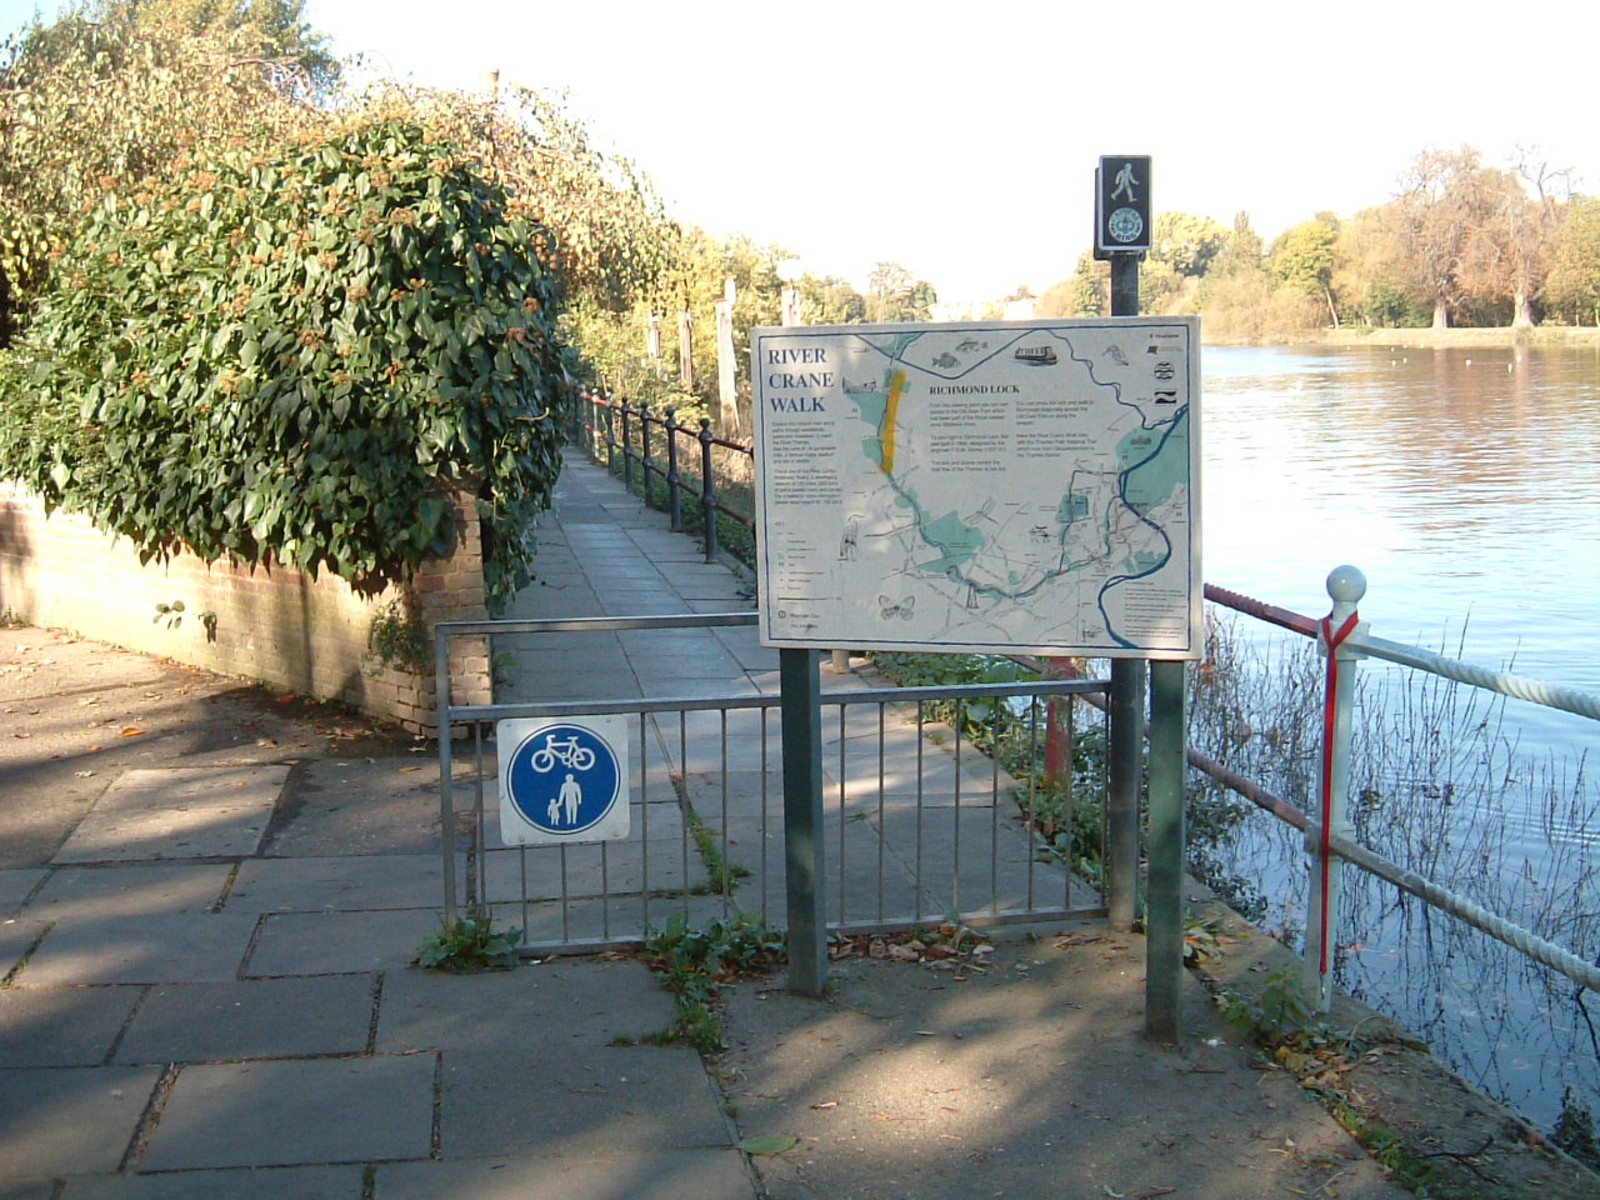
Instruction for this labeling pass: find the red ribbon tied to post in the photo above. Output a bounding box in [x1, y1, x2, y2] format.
[1317, 609, 1361, 977]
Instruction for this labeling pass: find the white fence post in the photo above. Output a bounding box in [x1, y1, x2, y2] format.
[1306, 564, 1367, 1011]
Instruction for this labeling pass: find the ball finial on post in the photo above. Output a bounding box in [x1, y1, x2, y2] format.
[1326, 565, 1367, 607]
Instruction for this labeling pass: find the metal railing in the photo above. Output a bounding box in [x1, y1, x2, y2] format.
[1204, 569, 1600, 1001]
[435, 613, 1114, 955]
[569, 390, 756, 564]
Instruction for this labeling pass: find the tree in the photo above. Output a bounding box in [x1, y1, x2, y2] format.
[1042, 252, 1110, 317]
[1330, 206, 1427, 327]
[1208, 212, 1267, 279]
[1456, 155, 1571, 327]
[1544, 195, 1600, 325]
[0, 119, 569, 607]
[1391, 146, 1505, 329]
[866, 261, 936, 322]
[798, 274, 866, 325]
[1149, 212, 1231, 278]
[1270, 215, 1340, 326]
[0, 1, 323, 342]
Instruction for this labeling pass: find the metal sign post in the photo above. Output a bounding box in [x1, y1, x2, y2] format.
[1098, 153, 1188, 1044]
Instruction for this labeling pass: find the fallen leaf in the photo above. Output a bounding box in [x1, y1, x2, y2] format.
[736, 1134, 799, 1156]
[809, 1101, 837, 1110]
[74, 771, 96, 778]
[120, 727, 145, 737]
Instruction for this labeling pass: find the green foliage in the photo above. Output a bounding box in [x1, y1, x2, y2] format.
[415, 906, 523, 971]
[0, 118, 569, 607]
[0, 1, 324, 343]
[367, 595, 429, 674]
[1552, 1086, 1600, 1170]
[1218, 968, 1342, 1050]
[1270, 217, 1339, 299]
[865, 260, 937, 323]
[1150, 211, 1232, 278]
[797, 273, 867, 324]
[869, 652, 1109, 877]
[641, 912, 785, 1052]
[1545, 196, 1600, 326]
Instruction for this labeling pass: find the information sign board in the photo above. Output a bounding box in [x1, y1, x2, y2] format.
[750, 317, 1201, 659]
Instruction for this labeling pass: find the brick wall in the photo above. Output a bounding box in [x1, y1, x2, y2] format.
[0, 483, 490, 734]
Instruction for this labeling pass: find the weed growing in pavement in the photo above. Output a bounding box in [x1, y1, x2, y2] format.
[1213, 970, 1465, 1192]
[670, 776, 752, 897]
[640, 912, 785, 1053]
[414, 907, 522, 972]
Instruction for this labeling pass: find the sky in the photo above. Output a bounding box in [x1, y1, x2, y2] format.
[5, 0, 1595, 306]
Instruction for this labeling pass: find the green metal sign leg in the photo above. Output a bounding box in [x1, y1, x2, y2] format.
[1145, 659, 1187, 1043]
[780, 647, 828, 996]
[1107, 660, 1146, 932]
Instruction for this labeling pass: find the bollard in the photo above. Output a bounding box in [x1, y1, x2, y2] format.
[698, 419, 719, 564]
[664, 407, 683, 530]
[1306, 564, 1366, 1011]
[600, 392, 617, 474]
[620, 399, 634, 493]
[639, 403, 653, 503]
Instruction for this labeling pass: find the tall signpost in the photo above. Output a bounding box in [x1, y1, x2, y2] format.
[1096, 157, 1153, 949]
[1096, 154, 1186, 1043]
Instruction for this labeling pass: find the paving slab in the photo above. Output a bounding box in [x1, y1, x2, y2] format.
[17, 913, 258, 985]
[0, 1065, 162, 1176]
[24, 863, 232, 919]
[114, 975, 376, 1063]
[377, 957, 677, 1054]
[61, 1164, 365, 1199]
[137, 1054, 436, 1171]
[53, 767, 288, 864]
[225, 855, 443, 913]
[439, 1041, 730, 1158]
[719, 933, 1413, 1200]
[374, 1150, 755, 1200]
[0, 985, 142, 1067]
[0, 870, 46, 915]
[262, 758, 441, 858]
[0, 1182, 56, 1200]
[244, 910, 430, 977]
[0, 917, 47, 980]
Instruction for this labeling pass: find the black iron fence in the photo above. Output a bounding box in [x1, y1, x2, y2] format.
[569, 390, 756, 565]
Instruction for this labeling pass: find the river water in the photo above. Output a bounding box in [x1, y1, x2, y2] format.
[1197, 343, 1600, 1134]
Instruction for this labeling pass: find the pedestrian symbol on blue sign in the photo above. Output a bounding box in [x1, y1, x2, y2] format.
[498, 717, 630, 845]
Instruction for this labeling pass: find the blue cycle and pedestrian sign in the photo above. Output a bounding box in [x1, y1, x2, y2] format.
[497, 717, 630, 845]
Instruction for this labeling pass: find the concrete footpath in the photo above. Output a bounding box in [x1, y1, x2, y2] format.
[1, 456, 1590, 1199]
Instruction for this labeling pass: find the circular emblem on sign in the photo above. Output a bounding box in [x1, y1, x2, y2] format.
[505, 722, 622, 837]
[1108, 206, 1144, 244]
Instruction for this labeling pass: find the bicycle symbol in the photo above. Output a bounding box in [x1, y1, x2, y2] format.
[529, 733, 596, 773]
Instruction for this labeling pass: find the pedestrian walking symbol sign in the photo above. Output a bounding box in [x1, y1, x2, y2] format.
[498, 717, 630, 845]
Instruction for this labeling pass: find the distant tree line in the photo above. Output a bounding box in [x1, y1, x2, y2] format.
[1039, 147, 1600, 335]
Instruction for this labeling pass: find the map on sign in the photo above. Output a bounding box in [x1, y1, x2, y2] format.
[751, 317, 1201, 658]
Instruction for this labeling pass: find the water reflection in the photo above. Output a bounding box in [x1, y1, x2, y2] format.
[1198, 345, 1600, 1137]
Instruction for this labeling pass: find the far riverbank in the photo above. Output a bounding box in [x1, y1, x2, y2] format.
[1205, 325, 1600, 349]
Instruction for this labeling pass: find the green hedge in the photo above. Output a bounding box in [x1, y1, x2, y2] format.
[0, 117, 570, 608]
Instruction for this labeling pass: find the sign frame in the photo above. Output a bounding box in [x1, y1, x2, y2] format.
[1095, 155, 1153, 257]
[750, 315, 1202, 661]
[497, 715, 630, 846]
